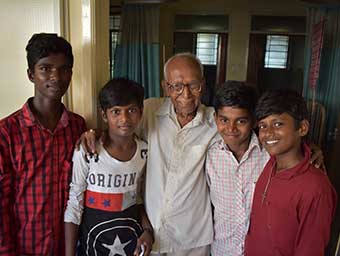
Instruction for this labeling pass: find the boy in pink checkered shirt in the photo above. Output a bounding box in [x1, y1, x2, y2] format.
[206, 81, 268, 256]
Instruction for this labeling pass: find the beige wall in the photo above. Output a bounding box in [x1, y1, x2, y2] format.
[160, 0, 306, 81]
[0, 0, 61, 118]
[68, 0, 109, 128]
[0, 0, 109, 128]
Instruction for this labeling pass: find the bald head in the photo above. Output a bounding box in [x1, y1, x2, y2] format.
[164, 52, 203, 81]
[162, 53, 205, 124]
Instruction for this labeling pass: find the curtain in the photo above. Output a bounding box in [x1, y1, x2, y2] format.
[303, 7, 340, 256]
[302, 6, 340, 144]
[114, 4, 160, 98]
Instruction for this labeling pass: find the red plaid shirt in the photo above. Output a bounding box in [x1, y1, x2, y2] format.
[0, 99, 86, 256]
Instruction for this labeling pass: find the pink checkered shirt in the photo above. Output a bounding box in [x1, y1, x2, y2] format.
[206, 132, 269, 256]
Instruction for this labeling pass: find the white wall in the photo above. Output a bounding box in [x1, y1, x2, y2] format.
[0, 0, 60, 118]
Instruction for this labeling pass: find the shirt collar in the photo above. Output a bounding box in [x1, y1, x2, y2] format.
[218, 131, 262, 152]
[248, 132, 263, 151]
[155, 97, 215, 128]
[20, 97, 70, 130]
[214, 131, 264, 164]
[272, 143, 312, 180]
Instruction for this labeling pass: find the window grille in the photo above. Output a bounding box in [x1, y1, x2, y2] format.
[196, 33, 218, 65]
[110, 15, 121, 78]
[264, 35, 289, 69]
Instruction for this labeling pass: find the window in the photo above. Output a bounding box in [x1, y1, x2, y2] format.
[196, 33, 219, 65]
[264, 35, 289, 69]
[110, 14, 121, 78]
[110, 14, 120, 30]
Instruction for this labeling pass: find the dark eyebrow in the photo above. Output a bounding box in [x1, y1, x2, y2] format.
[37, 63, 72, 69]
[37, 63, 52, 67]
[218, 114, 250, 120]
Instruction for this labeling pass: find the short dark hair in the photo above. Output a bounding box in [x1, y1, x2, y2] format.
[26, 33, 74, 71]
[256, 89, 308, 127]
[99, 78, 144, 111]
[214, 81, 258, 115]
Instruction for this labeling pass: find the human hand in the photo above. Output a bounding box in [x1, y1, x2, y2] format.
[310, 143, 326, 171]
[75, 129, 104, 156]
[133, 229, 154, 256]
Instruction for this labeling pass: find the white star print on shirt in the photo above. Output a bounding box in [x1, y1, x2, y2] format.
[102, 235, 131, 256]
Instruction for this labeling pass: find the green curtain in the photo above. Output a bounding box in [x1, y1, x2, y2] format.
[303, 6, 340, 143]
[114, 4, 160, 98]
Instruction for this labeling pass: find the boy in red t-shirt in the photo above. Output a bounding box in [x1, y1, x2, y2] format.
[245, 89, 337, 256]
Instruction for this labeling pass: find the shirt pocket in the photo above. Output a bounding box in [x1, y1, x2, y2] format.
[268, 200, 297, 255]
[188, 144, 207, 157]
[177, 144, 207, 179]
[186, 144, 206, 165]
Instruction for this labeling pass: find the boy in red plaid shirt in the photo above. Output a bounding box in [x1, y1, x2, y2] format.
[0, 33, 86, 255]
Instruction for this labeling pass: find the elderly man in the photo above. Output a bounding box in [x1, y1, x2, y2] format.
[139, 53, 217, 256]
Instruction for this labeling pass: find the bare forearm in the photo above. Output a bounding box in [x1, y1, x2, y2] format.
[139, 205, 154, 243]
[134, 205, 154, 256]
[139, 205, 152, 230]
[65, 222, 79, 256]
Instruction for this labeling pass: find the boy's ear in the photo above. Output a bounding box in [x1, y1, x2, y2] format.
[27, 69, 34, 82]
[298, 119, 309, 137]
[101, 110, 108, 123]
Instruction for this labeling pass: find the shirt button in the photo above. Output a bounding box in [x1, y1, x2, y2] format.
[267, 224, 271, 229]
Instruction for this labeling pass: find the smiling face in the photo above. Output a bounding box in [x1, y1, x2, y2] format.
[102, 103, 142, 139]
[258, 113, 309, 161]
[163, 56, 204, 116]
[28, 53, 72, 101]
[215, 106, 255, 154]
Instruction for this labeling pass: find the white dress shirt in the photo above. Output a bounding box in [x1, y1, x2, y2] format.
[139, 98, 217, 253]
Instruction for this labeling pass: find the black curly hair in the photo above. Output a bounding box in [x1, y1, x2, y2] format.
[214, 81, 258, 116]
[99, 78, 144, 111]
[26, 33, 73, 71]
[256, 89, 308, 128]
